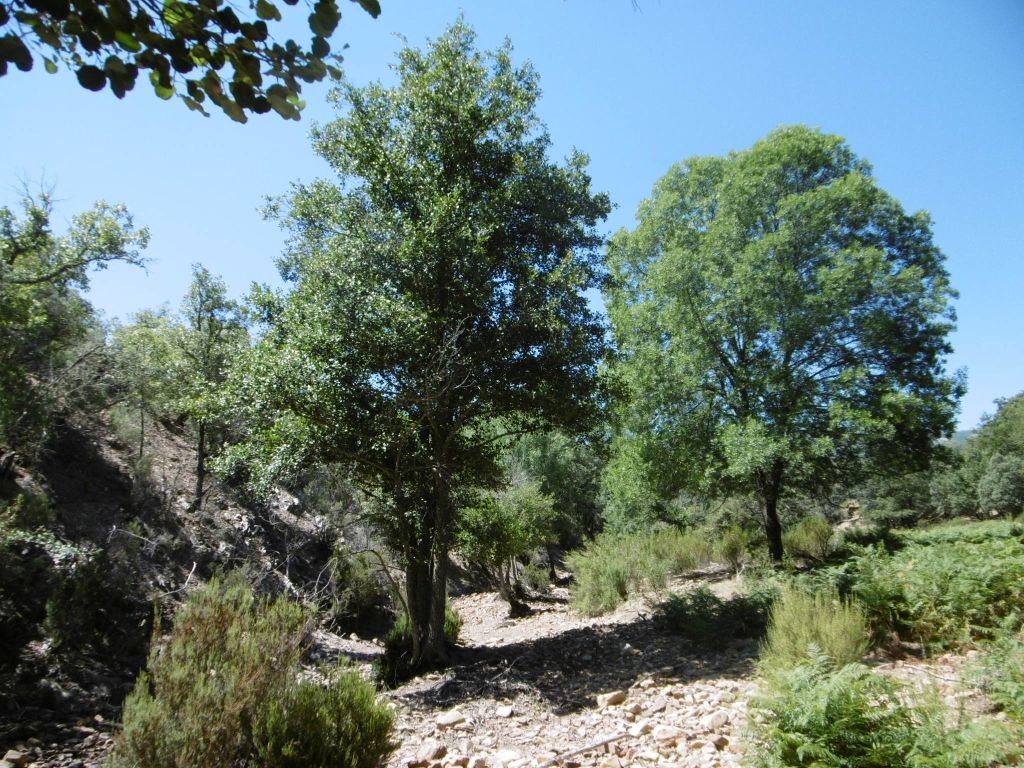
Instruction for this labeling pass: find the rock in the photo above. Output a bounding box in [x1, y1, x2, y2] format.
[596, 690, 627, 708]
[444, 754, 469, 767]
[491, 748, 521, 767]
[598, 757, 622, 768]
[437, 710, 468, 730]
[467, 757, 488, 768]
[417, 740, 448, 763]
[701, 710, 730, 730]
[711, 734, 729, 750]
[625, 702, 644, 716]
[647, 696, 668, 714]
[628, 719, 652, 737]
[652, 725, 682, 743]
[495, 705, 514, 718]
[3, 752, 29, 768]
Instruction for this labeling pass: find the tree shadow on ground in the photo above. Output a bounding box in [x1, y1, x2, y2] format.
[395, 611, 759, 716]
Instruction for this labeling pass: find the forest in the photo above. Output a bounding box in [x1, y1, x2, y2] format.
[2, 10, 1023, 768]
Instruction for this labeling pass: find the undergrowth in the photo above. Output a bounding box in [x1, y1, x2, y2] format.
[759, 585, 869, 670]
[568, 528, 714, 616]
[658, 583, 777, 647]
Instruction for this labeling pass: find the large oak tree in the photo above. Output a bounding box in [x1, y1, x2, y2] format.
[605, 126, 962, 561]
[225, 22, 609, 668]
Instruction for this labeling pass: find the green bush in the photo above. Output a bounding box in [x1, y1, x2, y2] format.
[521, 562, 552, 592]
[253, 668, 395, 768]
[107, 574, 394, 768]
[977, 453, 1024, 516]
[748, 656, 1021, 768]
[324, 547, 387, 630]
[759, 586, 868, 670]
[658, 583, 777, 647]
[716, 525, 753, 573]
[783, 515, 834, 561]
[567, 528, 714, 616]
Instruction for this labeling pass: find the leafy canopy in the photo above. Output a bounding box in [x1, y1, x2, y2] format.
[224, 21, 609, 664]
[605, 126, 962, 552]
[0, 0, 380, 121]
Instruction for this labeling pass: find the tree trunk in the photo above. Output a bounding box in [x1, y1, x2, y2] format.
[194, 420, 206, 506]
[757, 464, 785, 564]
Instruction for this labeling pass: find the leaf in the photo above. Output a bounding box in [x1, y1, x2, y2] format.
[0, 34, 33, 72]
[311, 36, 330, 58]
[352, 0, 380, 17]
[255, 0, 281, 21]
[76, 64, 107, 91]
[44, 57, 58, 74]
[308, 0, 340, 37]
[114, 30, 141, 52]
[149, 70, 174, 99]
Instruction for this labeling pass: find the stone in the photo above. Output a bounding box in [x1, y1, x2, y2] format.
[628, 719, 652, 737]
[647, 696, 668, 714]
[495, 705, 514, 718]
[437, 710, 467, 730]
[652, 725, 682, 743]
[711, 734, 730, 750]
[417, 740, 448, 763]
[491, 748, 521, 767]
[625, 702, 644, 716]
[701, 711, 730, 730]
[2, 753, 28, 768]
[467, 757, 488, 768]
[596, 690, 627, 708]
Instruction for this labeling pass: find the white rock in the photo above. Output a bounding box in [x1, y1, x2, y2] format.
[495, 705, 514, 718]
[437, 709, 467, 729]
[701, 711, 730, 730]
[597, 690, 627, 708]
[652, 725, 683, 743]
[416, 740, 448, 763]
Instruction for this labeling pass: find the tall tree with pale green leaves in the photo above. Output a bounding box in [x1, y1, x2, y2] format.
[177, 265, 247, 506]
[605, 126, 962, 562]
[222, 22, 609, 669]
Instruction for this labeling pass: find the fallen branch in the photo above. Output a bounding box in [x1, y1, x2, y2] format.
[536, 733, 627, 768]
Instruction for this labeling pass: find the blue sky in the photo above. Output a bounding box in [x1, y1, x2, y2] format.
[2, 0, 1022, 429]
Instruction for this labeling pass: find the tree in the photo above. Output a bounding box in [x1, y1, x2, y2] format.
[1, 190, 148, 453]
[605, 126, 962, 562]
[977, 454, 1024, 516]
[455, 480, 557, 616]
[176, 264, 247, 505]
[0, 0, 380, 121]
[221, 22, 609, 669]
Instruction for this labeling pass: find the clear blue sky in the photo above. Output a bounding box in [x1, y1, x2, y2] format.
[2, 0, 1022, 429]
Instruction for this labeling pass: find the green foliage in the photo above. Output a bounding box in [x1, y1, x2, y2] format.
[815, 521, 1024, 649]
[971, 625, 1024, 721]
[605, 125, 962, 561]
[456, 480, 558, 611]
[748, 656, 1020, 768]
[0, 0, 380, 121]
[520, 562, 552, 592]
[567, 528, 713, 616]
[782, 516, 835, 561]
[759, 586, 869, 670]
[658, 584, 777, 647]
[508, 431, 603, 547]
[974, 392, 1024, 459]
[108, 574, 394, 768]
[322, 547, 387, 630]
[0, 192, 147, 452]
[717, 524, 754, 573]
[252, 668, 395, 768]
[977, 453, 1024, 516]
[228, 21, 610, 668]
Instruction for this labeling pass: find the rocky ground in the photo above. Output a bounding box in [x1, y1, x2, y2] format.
[0, 575, 994, 768]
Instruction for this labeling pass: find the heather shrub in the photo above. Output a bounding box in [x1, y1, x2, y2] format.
[760, 585, 868, 670]
[107, 574, 394, 768]
[568, 528, 714, 616]
[253, 668, 395, 768]
[783, 515, 834, 561]
[716, 525, 753, 573]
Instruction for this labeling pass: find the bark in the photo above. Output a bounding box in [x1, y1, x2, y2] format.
[194, 420, 207, 506]
[757, 463, 785, 564]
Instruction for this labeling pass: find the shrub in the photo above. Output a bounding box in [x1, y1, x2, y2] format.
[323, 547, 387, 631]
[374, 605, 462, 688]
[658, 583, 777, 647]
[107, 574, 394, 768]
[567, 528, 714, 616]
[456, 481, 558, 613]
[716, 525, 753, 573]
[521, 562, 551, 592]
[783, 515, 834, 561]
[748, 656, 1021, 768]
[253, 668, 395, 768]
[977, 453, 1024, 516]
[759, 585, 869, 670]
